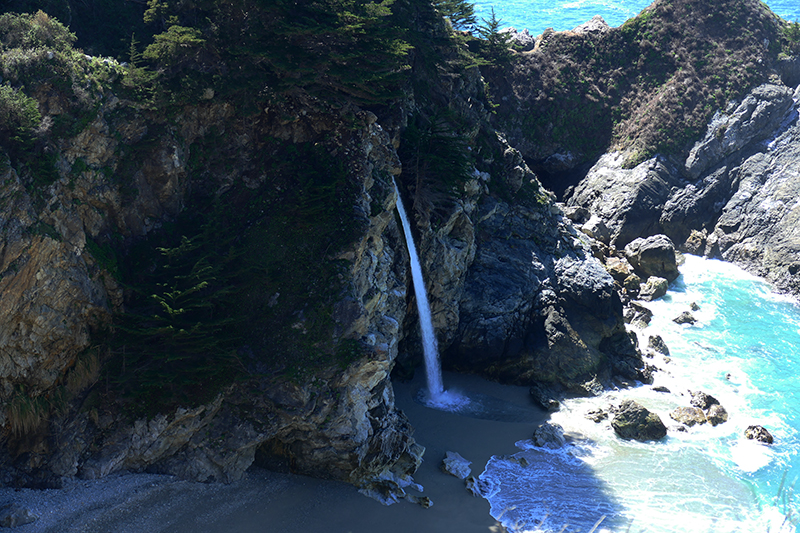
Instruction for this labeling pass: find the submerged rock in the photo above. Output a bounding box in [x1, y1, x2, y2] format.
[611, 400, 667, 441]
[441, 451, 472, 480]
[745, 425, 774, 444]
[585, 408, 608, 423]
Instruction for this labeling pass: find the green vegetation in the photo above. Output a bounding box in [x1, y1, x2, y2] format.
[782, 20, 800, 56]
[485, 0, 788, 170]
[399, 112, 474, 223]
[98, 138, 366, 417]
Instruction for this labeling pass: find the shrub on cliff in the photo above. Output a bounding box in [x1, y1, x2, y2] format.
[486, 0, 790, 172]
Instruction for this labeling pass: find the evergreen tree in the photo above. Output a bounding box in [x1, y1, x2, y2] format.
[475, 7, 514, 63]
[434, 0, 477, 32]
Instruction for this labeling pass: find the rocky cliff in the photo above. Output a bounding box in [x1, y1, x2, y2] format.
[567, 81, 800, 295]
[1, 0, 798, 501]
[0, 6, 642, 497]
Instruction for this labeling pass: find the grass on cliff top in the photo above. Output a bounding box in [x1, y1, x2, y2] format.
[489, 0, 793, 169]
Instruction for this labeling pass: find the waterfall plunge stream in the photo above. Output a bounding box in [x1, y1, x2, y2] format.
[394, 180, 444, 400]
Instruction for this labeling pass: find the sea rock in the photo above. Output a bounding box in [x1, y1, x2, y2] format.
[611, 400, 667, 441]
[669, 406, 707, 427]
[652, 386, 671, 393]
[624, 235, 680, 282]
[532, 422, 566, 449]
[441, 451, 472, 479]
[639, 277, 668, 301]
[585, 408, 608, 422]
[648, 335, 670, 356]
[706, 404, 729, 426]
[688, 391, 719, 410]
[0, 503, 37, 528]
[625, 302, 653, 327]
[406, 495, 433, 508]
[673, 311, 697, 325]
[448, 190, 637, 389]
[624, 274, 643, 294]
[745, 425, 774, 444]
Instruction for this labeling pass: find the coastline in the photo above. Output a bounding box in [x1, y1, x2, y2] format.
[0, 371, 545, 533]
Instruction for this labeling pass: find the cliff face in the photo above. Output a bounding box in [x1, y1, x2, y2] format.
[4, 0, 797, 497]
[567, 82, 800, 295]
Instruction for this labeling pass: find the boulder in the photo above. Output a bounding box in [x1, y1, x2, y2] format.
[639, 277, 668, 301]
[706, 404, 728, 426]
[581, 215, 611, 244]
[745, 425, 774, 444]
[441, 451, 472, 479]
[611, 400, 667, 441]
[624, 274, 643, 294]
[669, 406, 707, 427]
[648, 335, 670, 356]
[689, 390, 720, 410]
[532, 422, 566, 449]
[606, 256, 635, 283]
[0, 503, 37, 528]
[652, 386, 671, 393]
[625, 302, 653, 327]
[673, 311, 697, 325]
[624, 235, 680, 282]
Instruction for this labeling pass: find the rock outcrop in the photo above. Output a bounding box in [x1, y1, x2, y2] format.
[745, 425, 774, 444]
[566, 82, 800, 297]
[611, 400, 667, 441]
[624, 235, 679, 282]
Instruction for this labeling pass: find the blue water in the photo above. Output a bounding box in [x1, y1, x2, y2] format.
[480, 256, 800, 532]
[473, 0, 800, 35]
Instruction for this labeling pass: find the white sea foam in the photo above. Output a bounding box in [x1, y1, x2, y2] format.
[480, 255, 800, 533]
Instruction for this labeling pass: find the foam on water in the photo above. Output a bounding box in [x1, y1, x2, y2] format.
[480, 256, 800, 532]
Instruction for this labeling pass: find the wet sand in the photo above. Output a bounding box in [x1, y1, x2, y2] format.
[0, 371, 547, 533]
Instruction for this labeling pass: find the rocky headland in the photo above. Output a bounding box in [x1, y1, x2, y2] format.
[0, 0, 798, 516]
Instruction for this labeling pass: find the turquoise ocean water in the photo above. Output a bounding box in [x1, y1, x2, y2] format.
[473, 0, 800, 35]
[479, 256, 800, 532]
[465, 2, 800, 530]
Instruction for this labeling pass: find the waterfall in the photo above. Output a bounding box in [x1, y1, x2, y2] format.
[393, 179, 444, 400]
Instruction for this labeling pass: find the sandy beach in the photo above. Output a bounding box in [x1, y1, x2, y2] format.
[0, 371, 547, 533]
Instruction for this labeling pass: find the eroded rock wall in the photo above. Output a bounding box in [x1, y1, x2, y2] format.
[566, 82, 800, 295]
